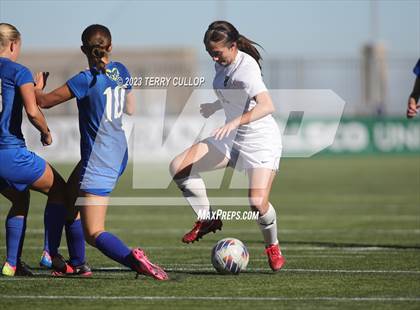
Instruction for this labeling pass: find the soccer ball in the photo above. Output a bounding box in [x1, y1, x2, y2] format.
[211, 238, 249, 274]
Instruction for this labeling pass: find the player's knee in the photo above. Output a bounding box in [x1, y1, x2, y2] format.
[170, 160, 190, 180]
[84, 233, 97, 247]
[248, 191, 269, 213]
[83, 228, 104, 247]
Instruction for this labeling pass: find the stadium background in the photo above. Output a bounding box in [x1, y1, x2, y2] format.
[0, 0, 419, 309]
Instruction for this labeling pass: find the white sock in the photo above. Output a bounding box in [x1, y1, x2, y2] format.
[174, 176, 211, 219]
[257, 203, 279, 248]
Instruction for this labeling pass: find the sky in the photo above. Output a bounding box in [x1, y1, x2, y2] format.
[0, 0, 419, 58]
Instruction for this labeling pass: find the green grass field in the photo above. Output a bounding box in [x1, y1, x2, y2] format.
[0, 156, 419, 309]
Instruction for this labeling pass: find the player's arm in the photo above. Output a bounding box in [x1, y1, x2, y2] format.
[34, 72, 74, 109]
[124, 91, 135, 115]
[213, 91, 274, 140]
[239, 91, 275, 125]
[20, 83, 52, 145]
[35, 84, 74, 109]
[407, 77, 420, 118]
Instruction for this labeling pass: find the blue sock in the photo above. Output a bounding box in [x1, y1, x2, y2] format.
[43, 203, 66, 257]
[65, 219, 85, 266]
[95, 232, 132, 268]
[5, 216, 25, 266]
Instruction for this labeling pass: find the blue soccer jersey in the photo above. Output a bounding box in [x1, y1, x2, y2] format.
[0, 57, 46, 191]
[67, 62, 132, 195]
[413, 59, 420, 77]
[0, 57, 33, 149]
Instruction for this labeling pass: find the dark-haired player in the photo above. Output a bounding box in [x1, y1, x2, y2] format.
[35, 24, 168, 280]
[170, 21, 285, 272]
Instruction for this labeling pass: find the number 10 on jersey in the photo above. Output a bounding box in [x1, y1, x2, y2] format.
[103, 86, 126, 122]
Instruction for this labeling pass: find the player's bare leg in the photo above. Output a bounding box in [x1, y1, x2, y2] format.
[248, 168, 286, 271]
[79, 194, 108, 247]
[79, 194, 167, 280]
[170, 142, 228, 243]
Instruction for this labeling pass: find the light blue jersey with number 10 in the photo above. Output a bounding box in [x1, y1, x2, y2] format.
[67, 62, 132, 196]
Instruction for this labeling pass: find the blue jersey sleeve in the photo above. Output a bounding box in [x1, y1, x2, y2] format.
[413, 59, 420, 77]
[67, 72, 89, 100]
[115, 62, 132, 92]
[15, 66, 33, 87]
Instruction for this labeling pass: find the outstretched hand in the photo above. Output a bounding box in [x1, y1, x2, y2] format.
[407, 97, 420, 118]
[212, 119, 240, 140]
[35, 72, 49, 91]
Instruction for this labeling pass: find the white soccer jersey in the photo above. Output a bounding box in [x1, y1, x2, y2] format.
[207, 50, 282, 170]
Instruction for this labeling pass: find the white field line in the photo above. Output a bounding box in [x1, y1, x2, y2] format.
[15, 266, 417, 275]
[92, 266, 420, 275]
[0, 295, 418, 302]
[1, 245, 419, 253]
[251, 255, 367, 260]
[10, 228, 420, 235]
[1, 245, 419, 252]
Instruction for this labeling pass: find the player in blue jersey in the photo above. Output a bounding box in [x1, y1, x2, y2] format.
[34, 24, 168, 280]
[406, 58, 420, 118]
[0, 23, 73, 276]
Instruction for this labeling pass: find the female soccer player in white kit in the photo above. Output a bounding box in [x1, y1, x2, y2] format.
[170, 21, 285, 271]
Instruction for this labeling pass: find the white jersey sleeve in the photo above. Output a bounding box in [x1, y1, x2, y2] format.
[239, 59, 267, 98]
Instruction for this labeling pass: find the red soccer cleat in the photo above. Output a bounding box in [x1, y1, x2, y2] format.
[51, 254, 92, 277]
[265, 243, 286, 272]
[182, 219, 223, 243]
[130, 248, 168, 281]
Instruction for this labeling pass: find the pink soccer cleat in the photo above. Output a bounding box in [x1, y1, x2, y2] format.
[130, 248, 168, 281]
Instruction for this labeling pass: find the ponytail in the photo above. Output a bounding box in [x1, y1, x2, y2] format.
[81, 24, 112, 73]
[236, 34, 262, 69]
[89, 45, 107, 73]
